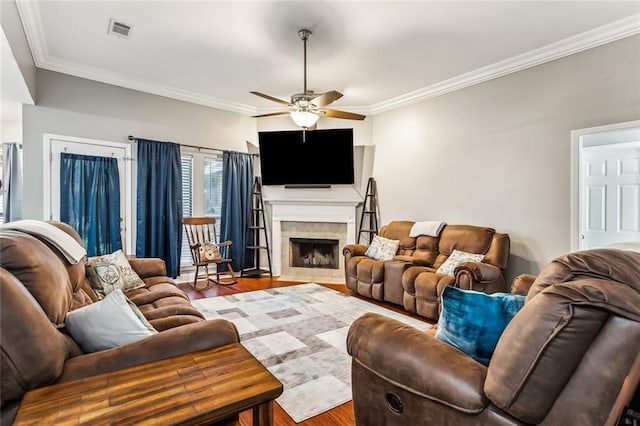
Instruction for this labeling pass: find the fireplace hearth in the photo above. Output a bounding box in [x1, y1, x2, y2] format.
[289, 238, 339, 269]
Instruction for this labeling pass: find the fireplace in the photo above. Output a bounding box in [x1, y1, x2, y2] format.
[266, 195, 361, 283]
[290, 238, 339, 269]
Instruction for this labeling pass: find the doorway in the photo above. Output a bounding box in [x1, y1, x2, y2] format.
[43, 134, 133, 254]
[571, 121, 640, 251]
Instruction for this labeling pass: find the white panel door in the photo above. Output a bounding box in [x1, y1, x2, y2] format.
[581, 144, 640, 249]
[46, 135, 133, 253]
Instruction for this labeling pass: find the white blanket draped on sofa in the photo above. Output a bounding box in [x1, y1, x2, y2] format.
[1, 219, 86, 264]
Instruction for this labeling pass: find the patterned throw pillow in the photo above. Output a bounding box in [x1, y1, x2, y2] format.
[435, 286, 526, 365]
[86, 249, 146, 297]
[365, 235, 400, 261]
[199, 242, 221, 261]
[436, 249, 485, 276]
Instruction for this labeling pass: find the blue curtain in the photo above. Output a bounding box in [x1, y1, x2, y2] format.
[2, 143, 23, 222]
[220, 151, 254, 272]
[60, 153, 122, 256]
[136, 139, 182, 278]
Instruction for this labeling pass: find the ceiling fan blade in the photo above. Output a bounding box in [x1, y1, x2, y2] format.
[322, 109, 366, 121]
[251, 111, 291, 118]
[311, 90, 343, 107]
[250, 91, 292, 106]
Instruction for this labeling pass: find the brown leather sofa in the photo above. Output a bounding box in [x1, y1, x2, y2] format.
[343, 221, 510, 320]
[0, 221, 240, 424]
[347, 248, 640, 425]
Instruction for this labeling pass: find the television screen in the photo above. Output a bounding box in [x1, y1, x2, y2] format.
[258, 128, 355, 186]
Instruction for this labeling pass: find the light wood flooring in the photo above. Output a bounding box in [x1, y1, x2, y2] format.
[177, 274, 432, 426]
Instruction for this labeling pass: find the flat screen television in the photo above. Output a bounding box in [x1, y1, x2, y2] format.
[258, 128, 355, 186]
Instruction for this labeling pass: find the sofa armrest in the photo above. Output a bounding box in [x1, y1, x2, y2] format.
[343, 244, 368, 258]
[127, 257, 168, 279]
[510, 273, 537, 296]
[58, 319, 239, 382]
[455, 262, 505, 292]
[347, 312, 489, 412]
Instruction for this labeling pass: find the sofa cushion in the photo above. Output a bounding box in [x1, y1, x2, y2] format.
[365, 235, 399, 261]
[436, 249, 485, 276]
[86, 250, 146, 297]
[0, 231, 72, 327]
[65, 289, 157, 353]
[438, 225, 494, 257]
[127, 278, 205, 331]
[435, 286, 525, 365]
[379, 221, 416, 253]
[0, 268, 72, 405]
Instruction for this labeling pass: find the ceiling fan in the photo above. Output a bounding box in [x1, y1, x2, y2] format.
[251, 29, 366, 130]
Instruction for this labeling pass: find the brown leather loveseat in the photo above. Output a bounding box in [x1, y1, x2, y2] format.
[343, 221, 510, 320]
[0, 221, 240, 424]
[347, 248, 640, 425]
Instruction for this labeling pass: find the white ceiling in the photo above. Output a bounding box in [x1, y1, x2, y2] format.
[11, 1, 640, 118]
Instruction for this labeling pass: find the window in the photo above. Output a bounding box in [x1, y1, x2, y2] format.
[0, 145, 23, 224]
[180, 155, 194, 266]
[204, 157, 223, 237]
[180, 152, 223, 269]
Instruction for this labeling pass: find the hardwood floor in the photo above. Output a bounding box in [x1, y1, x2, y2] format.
[177, 275, 432, 426]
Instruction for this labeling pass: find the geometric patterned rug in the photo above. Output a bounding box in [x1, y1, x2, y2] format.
[191, 283, 431, 422]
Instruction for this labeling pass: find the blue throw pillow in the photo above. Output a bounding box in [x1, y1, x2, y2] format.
[435, 286, 526, 366]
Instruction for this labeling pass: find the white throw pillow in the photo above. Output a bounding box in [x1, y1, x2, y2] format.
[65, 289, 157, 353]
[86, 249, 146, 297]
[365, 235, 400, 261]
[436, 249, 485, 276]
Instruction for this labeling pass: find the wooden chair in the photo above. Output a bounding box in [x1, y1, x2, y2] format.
[182, 217, 237, 289]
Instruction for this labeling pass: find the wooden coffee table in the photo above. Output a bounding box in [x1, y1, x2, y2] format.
[14, 343, 283, 425]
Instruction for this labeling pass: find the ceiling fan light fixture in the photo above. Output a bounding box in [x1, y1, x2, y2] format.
[250, 29, 366, 124]
[290, 110, 319, 129]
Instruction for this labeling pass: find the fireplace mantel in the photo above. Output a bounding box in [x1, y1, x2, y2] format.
[266, 197, 361, 276]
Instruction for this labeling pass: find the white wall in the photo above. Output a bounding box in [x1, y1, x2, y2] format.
[1, 120, 22, 142]
[23, 69, 256, 220]
[373, 35, 640, 280]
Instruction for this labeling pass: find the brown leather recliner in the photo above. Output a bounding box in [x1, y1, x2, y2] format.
[347, 248, 640, 426]
[343, 221, 510, 320]
[0, 221, 240, 424]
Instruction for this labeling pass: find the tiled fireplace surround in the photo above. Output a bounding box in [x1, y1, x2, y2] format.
[267, 198, 360, 283]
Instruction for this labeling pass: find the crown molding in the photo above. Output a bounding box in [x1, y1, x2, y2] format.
[15, 0, 48, 64]
[16, 0, 640, 117]
[369, 13, 640, 115]
[15, 0, 257, 115]
[38, 56, 257, 115]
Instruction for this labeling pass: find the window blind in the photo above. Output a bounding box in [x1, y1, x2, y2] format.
[180, 155, 193, 266]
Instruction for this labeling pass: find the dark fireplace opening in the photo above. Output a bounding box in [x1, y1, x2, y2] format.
[290, 238, 339, 269]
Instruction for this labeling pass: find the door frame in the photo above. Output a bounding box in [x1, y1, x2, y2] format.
[570, 120, 640, 251]
[43, 133, 134, 254]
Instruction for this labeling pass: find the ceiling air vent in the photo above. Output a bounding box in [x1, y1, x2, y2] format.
[108, 18, 132, 39]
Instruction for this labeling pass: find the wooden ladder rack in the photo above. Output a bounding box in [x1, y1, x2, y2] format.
[241, 177, 273, 277]
[357, 177, 380, 244]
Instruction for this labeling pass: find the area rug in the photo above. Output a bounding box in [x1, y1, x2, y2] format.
[191, 283, 431, 423]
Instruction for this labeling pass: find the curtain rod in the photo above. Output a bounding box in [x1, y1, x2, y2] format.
[127, 135, 258, 156]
